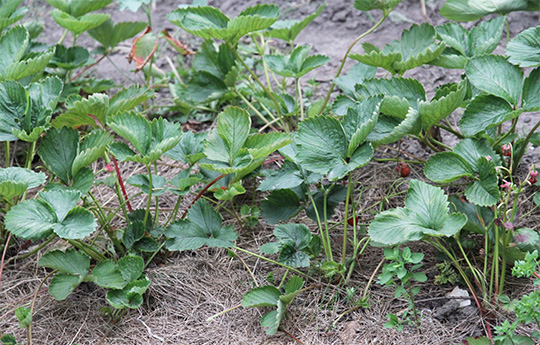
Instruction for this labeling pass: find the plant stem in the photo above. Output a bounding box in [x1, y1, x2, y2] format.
[342, 172, 353, 266]
[235, 89, 278, 129]
[228, 42, 282, 118]
[180, 174, 226, 219]
[436, 124, 464, 139]
[67, 239, 106, 261]
[88, 192, 125, 256]
[111, 155, 133, 213]
[25, 141, 36, 169]
[513, 118, 540, 172]
[206, 304, 242, 322]
[4, 141, 9, 168]
[27, 270, 56, 345]
[233, 246, 311, 280]
[307, 188, 331, 261]
[57, 29, 68, 45]
[296, 78, 304, 121]
[319, 11, 389, 114]
[143, 164, 153, 227]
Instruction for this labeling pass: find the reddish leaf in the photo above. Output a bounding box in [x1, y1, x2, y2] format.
[126, 26, 158, 72]
[161, 30, 195, 55]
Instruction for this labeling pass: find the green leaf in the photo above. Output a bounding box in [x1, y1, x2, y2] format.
[436, 22, 469, 56]
[453, 138, 501, 170]
[368, 108, 419, 146]
[393, 23, 446, 74]
[46, 0, 112, 17]
[465, 55, 523, 106]
[108, 86, 154, 116]
[265, 3, 325, 42]
[369, 180, 467, 246]
[464, 156, 499, 206]
[53, 207, 97, 240]
[260, 189, 302, 224]
[245, 132, 293, 160]
[165, 199, 237, 251]
[5, 200, 55, 240]
[4, 47, 55, 81]
[0, 334, 17, 345]
[305, 185, 347, 221]
[87, 260, 126, 289]
[419, 80, 466, 130]
[460, 95, 518, 136]
[108, 111, 151, 154]
[296, 116, 373, 180]
[0, 0, 26, 31]
[258, 162, 303, 192]
[72, 129, 112, 177]
[52, 93, 109, 128]
[265, 45, 330, 78]
[242, 285, 280, 307]
[0, 167, 46, 202]
[38, 127, 77, 183]
[354, 0, 403, 11]
[425, 152, 475, 183]
[39, 249, 90, 276]
[15, 306, 31, 328]
[334, 63, 377, 97]
[168, 4, 279, 42]
[117, 0, 150, 12]
[49, 273, 83, 300]
[122, 221, 145, 249]
[448, 195, 493, 234]
[349, 47, 401, 75]
[118, 255, 144, 283]
[522, 67, 540, 111]
[0, 26, 28, 73]
[507, 26, 540, 67]
[88, 19, 146, 49]
[106, 276, 150, 309]
[356, 77, 426, 109]
[469, 16, 505, 56]
[260, 309, 281, 335]
[49, 45, 89, 70]
[165, 131, 206, 165]
[342, 96, 381, 155]
[441, 0, 532, 21]
[50, 9, 109, 35]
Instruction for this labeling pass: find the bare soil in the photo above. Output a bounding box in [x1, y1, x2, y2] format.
[2, 1, 540, 344]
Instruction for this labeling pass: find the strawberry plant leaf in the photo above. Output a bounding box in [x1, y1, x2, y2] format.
[168, 4, 279, 43]
[507, 26, 540, 67]
[87, 260, 126, 289]
[334, 62, 377, 98]
[0, 167, 46, 202]
[425, 152, 475, 183]
[52, 93, 109, 128]
[465, 55, 523, 106]
[266, 45, 330, 78]
[242, 286, 280, 308]
[296, 116, 373, 180]
[258, 162, 304, 192]
[5, 200, 55, 240]
[88, 19, 146, 50]
[349, 45, 401, 75]
[354, 0, 403, 11]
[4, 47, 55, 81]
[50, 9, 109, 36]
[453, 138, 501, 170]
[368, 107, 419, 146]
[459, 94, 518, 136]
[273, 224, 313, 267]
[436, 22, 469, 56]
[448, 195, 493, 234]
[127, 174, 168, 196]
[165, 131, 206, 165]
[39, 248, 90, 276]
[0, 26, 28, 72]
[419, 80, 466, 130]
[342, 96, 381, 156]
[39, 127, 78, 183]
[464, 156, 499, 206]
[260, 309, 281, 335]
[440, 0, 535, 21]
[469, 16, 505, 56]
[306, 185, 347, 222]
[165, 199, 238, 251]
[46, 0, 112, 17]
[369, 180, 467, 246]
[6, 190, 97, 240]
[117, 0, 151, 12]
[0, 0, 27, 31]
[356, 77, 426, 109]
[522, 67, 540, 111]
[245, 132, 293, 160]
[393, 23, 446, 74]
[106, 276, 151, 309]
[126, 26, 157, 72]
[49, 45, 89, 69]
[265, 3, 325, 42]
[283, 276, 304, 296]
[48, 273, 83, 300]
[260, 189, 302, 224]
